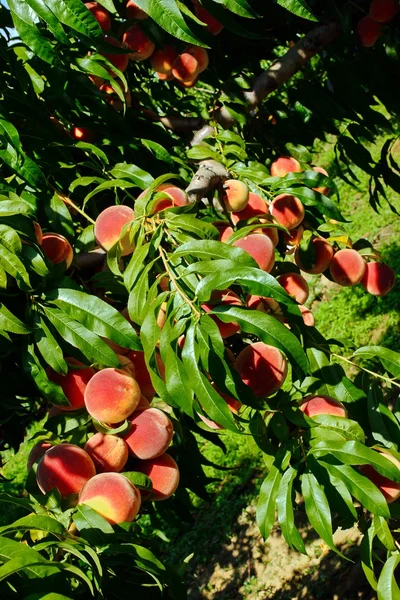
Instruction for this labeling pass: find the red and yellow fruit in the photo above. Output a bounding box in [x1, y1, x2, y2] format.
[231, 192, 268, 225]
[126, 0, 148, 19]
[233, 234, 275, 272]
[270, 156, 302, 178]
[84, 432, 129, 473]
[48, 358, 96, 412]
[299, 395, 347, 418]
[41, 233, 73, 268]
[361, 261, 396, 296]
[201, 289, 242, 339]
[94, 205, 135, 256]
[27, 441, 53, 471]
[150, 45, 178, 74]
[124, 408, 174, 459]
[79, 472, 141, 523]
[361, 448, 400, 503]
[122, 25, 155, 61]
[234, 342, 288, 397]
[85, 2, 111, 31]
[37, 443, 96, 497]
[357, 16, 382, 47]
[101, 36, 129, 74]
[222, 180, 249, 213]
[294, 237, 334, 275]
[312, 166, 330, 196]
[278, 272, 310, 304]
[134, 453, 180, 501]
[330, 249, 366, 287]
[270, 194, 305, 230]
[84, 368, 141, 423]
[172, 53, 199, 82]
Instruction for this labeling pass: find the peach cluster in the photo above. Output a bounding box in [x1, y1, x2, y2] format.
[150, 44, 209, 88]
[356, 0, 399, 47]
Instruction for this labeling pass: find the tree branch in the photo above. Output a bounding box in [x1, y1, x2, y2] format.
[185, 160, 229, 204]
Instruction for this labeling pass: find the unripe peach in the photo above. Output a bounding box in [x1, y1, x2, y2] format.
[299, 395, 347, 418]
[194, 3, 223, 35]
[71, 127, 95, 143]
[234, 342, 288, 397]
[294, 237, 334, 274]
[84, 368, 141, 423]
[134, 453, 180, 501]
[312, 166, 330, 196]
[361, 262, 396, 296]
[330, 249, 366, 287]
[270, 194, 305, 230]
[48, 358, 96, 412]
[201, 289, 242, 338]
[124, 408, 174, 459]
[357, 16, 382, 47]
[41, 233, 73, 268]
[233, 234, 275, 272]
[85, 2, 111, 32]
[150, 45, 178, 74]
[278, 272, 309, 304]
[122, 25, 155, 61]
[79, 472, 141, 523]
[126, 0, 148, 19]
[222, 180, 249, 213]
[370, 0, 399, 23]
[101, 36, 129, 74]
[94, 205, 135, 256]
[84, 432, 129, 473]
[125, 350, 165, 400]
[27, 441, 53, 471]
[185, 45, 209, 73]
[231, 192, 268, 225]
[172, 52, 199, 82]
[270, 156, 302, 178]
[37, 443, 96, 497]
[361, 448, 400, 503]
[299, 305, 315, 327]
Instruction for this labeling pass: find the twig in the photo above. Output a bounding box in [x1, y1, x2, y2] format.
[331, 353, 400, 389]
[56, 192, 96, 225]
[158, 246, 201, 318]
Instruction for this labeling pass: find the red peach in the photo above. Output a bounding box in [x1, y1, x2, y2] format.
[231, 192, 268, 225]
[94, 205, 135, 256]
[84, 432, 129, 473]
[361, 448, 400, 503]
[126, 0, 148, 19]
[357, 16, 382, 47]
[330, 249, 367, 287]
[270, 156, 302, 178]
[134, 453, 180, 501]
[234, 342, 288, 397]
[125, 350, 165, 400]
[312, 166, 330, 196]
[150, 45, 178, 74]
[27, 441, 53, 471]
[278, 272, 310, 304]
[299, 305, 315, 327]
[155, 71, 174, 81]
[41, 233, 73, 268]
[194, 3, 223, 35]
[247, 295, 285, 322]
[299, 395, 347, 418]
[79, 472, 141, 523]
[124, 408, 174, 459]
[177, 76, 198, 88]
[185, 45, 209, 73]
[71, 127, 95, 143]
[370, 0, 399, 22]
[172, 53, 199, 82]
[101, 36, 129, 74]
[213, 221, 234, 243]
[122, 25, 155, 61]
[294, 237, 334, 274]
[84, 368, 141, 423]
[37, 443, 96, 497]
[253, 219, 279, 247]
[201, 289, 242, 338]
[233, 234, 275, 272]
[361, 262, 396, 296]
[48, 358, 96, 412]
[89, 74, 104, 88]
[85, 2, 111, 31]
[282, 225, 304, 248]
[270, 194, 305, 230]
[152, 183, 189, 212]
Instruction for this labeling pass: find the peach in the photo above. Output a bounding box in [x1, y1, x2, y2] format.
[177, 76, 198, 88]
[214, 221, 234, 243]
[84, 432, 129, 473]
[201, 289, 242, 338]
[194, 4, 223, 35]
[270, 156, 302, 178]
[94, 205, 135, 256]
[33, 221, 43, 245]
[294, 237, 334, 274]
[357, 16, 382, 47]
[134, 453, 179, 501]
[370, 0, 399, 22]
[185, 45, 209, 73]
[79, 472, 141, 523]
[253, 219, 279, 247]
[122, 25, 155, 61]
[233, 234, 275, 272]
[156, 71, 174, 81]
[126, 0, 148, 19]
[172, 53, 199, 82]
[84, 368, 141, 423]
[299, 305, 315, 327]
[299, 395, 347, 418]
[312, 166, 330, 196]
[101, 36, 129, 74]
[198, 413, 224, 430]
[100, 82, 132, 111]
[361, 262, 396, 296]
[85, 2, 111, 31]
[361, 448, 400, 503]
[282, 225, 304, 248]
[212, 383, 241, 414]
[41, 233, 73, 268]
[150, 45, 178, 74]
[247, 295, 284, 322]
[222, 179, 249, 213]
[71, 126, 95, 143]
[124, 408, 174, 459]
[125, 350, 165, 400]
[37, 443, 96, 497]
[270, 194, 305, 230]
[330, 249, 367, 287]
[278, 272, 309, 304]
[89, 74, 104, 88]
[27, 441, 53, 471]
[48, 358, 96, 412]
[231, 192, 268, 225]
[151, 183, 189, 212]
[117, 354, 135, 377]
[235, 342, 288, 397]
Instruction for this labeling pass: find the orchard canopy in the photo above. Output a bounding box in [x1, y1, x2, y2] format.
[0, 0, 400, 598]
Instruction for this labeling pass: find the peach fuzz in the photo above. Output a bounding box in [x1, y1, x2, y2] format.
[84, 368, 141, 423]
[37, 443, 96, 497]
[312, 166, 330, 196]
[125, 350, 165, 400]
[124, 408, 174, 459]
[299, 305, 315, 327]
[135, 453, 180, 501]
[247, 295, 284, 322]
[94, 205, 135, 256]
[270, 156, 302, 178]
[194, 3, 223, 35]
[222, 179, 249, 213]
[85, 2, 111, 31]
[361, 262, 396, 296]
[233, 234, 275, 273]
[231, 192, 268, 225]
[71, 127, 95, 143]
[122, 25, 155, 61]
[126, 0, 148, 20]
[294, 237, 334, 275]
[201, 289, 242, 339]
[330, 249, 366, 287]
[48, 358, 95, 412]
[41, 233, 73, 268]
[370, 0, 399, 22]
[79, 472, 141, 523]
[101, 37, 129, 74]
[278, 272, 309, 304]
[33, 221, 43, 245]
[357, 16, 382, 47]
[270, 194, 305, 231]
[27, 441, 53, 471]
[234, 342, 288, 397]
[150, 45, 178, 74]
[361, 448, 400, 503]
[84, 432, 129, 473]
[185, 45, 209, 73]
[172, 53, 199, 82]
[299, 395, 347, 418]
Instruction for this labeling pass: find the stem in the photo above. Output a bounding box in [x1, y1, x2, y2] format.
[158, 246, 201, 318]
[331, 353, 400, 389]
[56, 192, 96, 225]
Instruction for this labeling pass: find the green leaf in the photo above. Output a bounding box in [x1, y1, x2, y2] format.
[276, 466, 306, 554]
[25, 0, 70, 44]
[257, 449, 290, 539]
[0, 199, 35, 217]
[46, 0, 104, 42]
[277, 186, 345, 222]
[360, 522, 378, 591]
[8, 0, 56, 64]
[73, 504, 114, 544]
[122, 472, 153, 491]
[377, 554, 400, 600]
[166, 214, 219, 239]
[142, 140, 174, 165]
[34, 315, 68, 375]
[374, 515, 396, 552]
[368, 384, 400, 449]
[109, 163, 153, 189]
[83, 180, 137, 206]
[173, 240, 258, 266]
[22, 343, 69, 406]
[0, 242, 30, 288]
[124, 243, 151, 292]
[0, 304, 31, 334]
[285, 143, 313, 163]
[0, 515, 65, 536]
[277, 0, 317, 21]
[308, 414, 365, 444]
[353, 346, 400, 379]
[219, 0, 258, 18]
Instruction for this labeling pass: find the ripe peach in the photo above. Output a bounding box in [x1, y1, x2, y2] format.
[155, 71, 174, 81]
[299, 395, 347, 418]
[270, 194, 305, 230]
[126, 0, 148, 19]
[84, 432, 129, 473]
[101, 36, 129, 74]
[222, 180, 249, 213]
[247, 295, 284, 322]
[214, 221, 234, 243]
[312, 166, 330, 196]
[361, 262, 396, 296]
[282, 225, 304, 248]
[124, 408, 174, 459]
[370, 0, 399, 22]
[233, 234, 275, 272]
[177, 76, 198, 88]
[294, 237, 334, 274]
[235, 342, 288, 397]
[41, 233, 73, 268]
[150, 45, 178, 74]
[33, 221, 43, 245]
[330, 249, 367, 287]
[151, 183, 189, 212]
[134, 453, 180, 501]
[48, 358, 96, 412]
[299, 305, 315, 327]
[94, 205, 135, 256]
[361, 448, 400, 503]
[357, 16, 382, 47]
[270, 156, 302, 178]
[37, 443, 96, 497]
[201, 289, 242, 338]
[172, 53, 199, 82]
[212, 383, 241, 414]
[231, 192, 268, 225]
[278, 272, 309, 304]
[253, 218, 279, 247]
[122, 25, 155, 61]
[79, 472, 141, 523]
[100, 82, 132, 112]
[125, 350, 165, 400]
[85, 2, 111, 31]
[185, 45, 209, 73]
[84, 368, 141, 423]
[71, 127, 95, 143]
[27, 441, 53, 471]
[194, 3, 223, 35]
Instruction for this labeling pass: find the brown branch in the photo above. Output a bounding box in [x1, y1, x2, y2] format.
[185, 160, 229, 204]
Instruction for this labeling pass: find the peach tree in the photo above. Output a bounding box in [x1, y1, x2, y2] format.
[0, 0, 400, 597]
